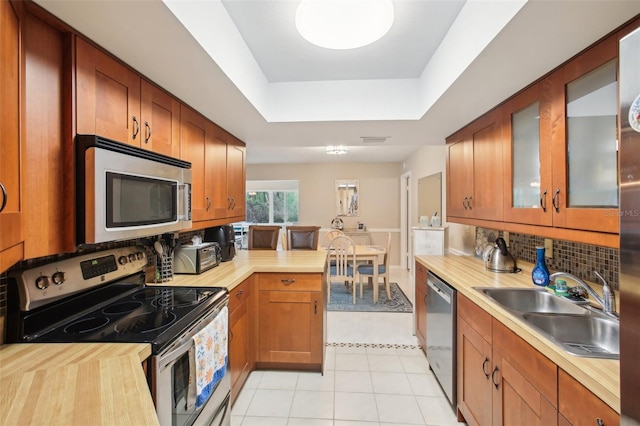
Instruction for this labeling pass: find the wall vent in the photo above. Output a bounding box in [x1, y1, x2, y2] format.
[360, 136, 388, 144]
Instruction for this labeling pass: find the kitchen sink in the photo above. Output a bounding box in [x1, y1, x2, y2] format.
[476, 287, 588, 315]
[474, 287, 619, 359]
[521, 313, 619, 359]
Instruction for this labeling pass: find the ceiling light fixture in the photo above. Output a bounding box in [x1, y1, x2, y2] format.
[296, 0, 394, 50]
[326, 145, 349, 155]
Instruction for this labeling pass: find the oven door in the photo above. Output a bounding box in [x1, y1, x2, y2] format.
[153, 300, 230, 426]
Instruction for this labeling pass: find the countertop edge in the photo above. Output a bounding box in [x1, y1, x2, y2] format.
[415, 254, 620, 414]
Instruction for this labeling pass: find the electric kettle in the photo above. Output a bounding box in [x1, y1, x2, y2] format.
[485, 237, 519, 273]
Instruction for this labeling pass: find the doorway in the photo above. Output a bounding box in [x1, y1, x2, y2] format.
[400, 171, 411, 272]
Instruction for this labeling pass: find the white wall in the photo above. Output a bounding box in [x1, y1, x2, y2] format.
[246, 162, 404, 264]
[401, 145, 476, 255]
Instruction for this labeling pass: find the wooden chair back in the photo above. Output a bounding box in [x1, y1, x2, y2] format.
[247, 225, 280, 250]
[286, 225, 321, 250]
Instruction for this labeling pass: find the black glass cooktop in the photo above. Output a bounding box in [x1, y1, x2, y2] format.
[15, 274, 227, 353]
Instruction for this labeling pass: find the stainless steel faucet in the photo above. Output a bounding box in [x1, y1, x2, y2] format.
[549, 271, 617, 318]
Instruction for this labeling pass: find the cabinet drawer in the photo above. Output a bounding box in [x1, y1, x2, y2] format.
[415, 261, 428, 284]
[229, 278, 251, 313]
[258, 273, 321, 291]
[458, 294, 492, 344]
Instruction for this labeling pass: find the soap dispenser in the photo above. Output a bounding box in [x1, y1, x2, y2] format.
[531, 246, 550, 286]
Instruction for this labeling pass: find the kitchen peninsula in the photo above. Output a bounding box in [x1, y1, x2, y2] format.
[0, 249, 327, 426]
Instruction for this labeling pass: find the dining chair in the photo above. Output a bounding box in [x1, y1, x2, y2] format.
[285, 225, 321, 250]
[358, 232, 391, 301]
[321, 229, 345, 248]
[327, 235, 357, 304]
[247, 225, 280, 250]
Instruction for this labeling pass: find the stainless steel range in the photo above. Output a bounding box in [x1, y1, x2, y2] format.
[7, 246, 230, 426]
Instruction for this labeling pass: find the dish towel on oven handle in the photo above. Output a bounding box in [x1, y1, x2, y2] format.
[189, 306, 228, 409]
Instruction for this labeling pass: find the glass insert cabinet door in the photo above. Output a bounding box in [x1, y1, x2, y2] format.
[502, 80, 553, 226]
[565, 59, 618, 208]
[512, 101, 542, 209]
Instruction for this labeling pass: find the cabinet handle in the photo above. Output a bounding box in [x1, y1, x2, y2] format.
[229, 329, 234, 342]
[596, 418, 604, 426]
[0, 182, 7, 213]
[206, 196, 211, 211]
[540, 189, 547, 212]
[424, 294, 427, 306]
[491, 365, 500, 389]
[132, 116, 140, 140]
[552, 189, 560, 212]
[462, 197, 468, 210]
[467, 196, 472, 210]
[235, 289, 244, 297]
[281, 278, 296, 285]
[314, 300, 318, 314]
[482, 357, 490, 379]
[144, 121, 151, 144]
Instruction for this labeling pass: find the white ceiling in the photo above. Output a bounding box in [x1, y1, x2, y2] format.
[34, 0, 640, 164]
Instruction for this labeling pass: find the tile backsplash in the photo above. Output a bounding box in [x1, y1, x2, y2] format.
[476, 228, 620, 290]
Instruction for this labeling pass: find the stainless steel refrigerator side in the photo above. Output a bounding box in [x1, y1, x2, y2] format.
[619, 27, 640, 426]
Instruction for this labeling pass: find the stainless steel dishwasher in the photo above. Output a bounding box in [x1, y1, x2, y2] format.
[426, 271, 457, 409]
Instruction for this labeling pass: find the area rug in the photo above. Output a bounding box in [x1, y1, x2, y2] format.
[327, 282, 413, 313]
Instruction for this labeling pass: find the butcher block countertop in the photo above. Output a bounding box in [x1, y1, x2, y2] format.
[161, 248, 328, 289]
[0, 343, 157, 425]
[415, 254, 620, 413]
[0, 249, 327, 425]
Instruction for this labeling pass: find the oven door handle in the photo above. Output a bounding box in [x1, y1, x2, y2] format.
[159, 338, 195, 371]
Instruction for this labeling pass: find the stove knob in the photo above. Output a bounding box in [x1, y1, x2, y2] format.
[118, 255, 128, 265]
[128, 253, 136, 262]
[136, 252, 144, 260]
[35, 275, 50, 290]
[52, 271, 66, 285]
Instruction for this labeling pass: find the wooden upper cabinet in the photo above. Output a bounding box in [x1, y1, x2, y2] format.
[76, 37, 180, 156]
[76, 37, 141, 145]
[549, 35, 619, 234]
[140, 79, 180, 157]
[210, 131, 230, 219]
[22, 11, 75, 260]
[179, 108, 246, 228]
[179, 104, 212, 223]
[211, 126, 246, 221]
[447, 132, 473, 218]
[502, 79, 554, 227]
[447, 108, 503, 221]
[227, 142, 246, 218]
[0, 0, 23, 273]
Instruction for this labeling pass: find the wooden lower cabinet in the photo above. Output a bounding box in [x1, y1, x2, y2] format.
[257, 273, 323, 367]
[457, 294, 558, 426]
[414, 261, 428, 350]
[558, 369, 619, 426]
[229, 277, 254, 405]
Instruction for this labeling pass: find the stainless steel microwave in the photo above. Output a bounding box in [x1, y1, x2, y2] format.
[76, 135, 192, 245]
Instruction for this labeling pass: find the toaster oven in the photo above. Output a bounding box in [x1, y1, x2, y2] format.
[174, 242, 221, 274]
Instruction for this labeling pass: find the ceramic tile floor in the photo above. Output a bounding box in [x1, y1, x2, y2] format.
[231, 267, 467, 425]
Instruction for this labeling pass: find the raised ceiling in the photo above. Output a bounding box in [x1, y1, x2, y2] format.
[33, 0, 640, 164]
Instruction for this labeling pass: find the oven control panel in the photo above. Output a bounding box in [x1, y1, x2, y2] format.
[12, 246, 147, 311]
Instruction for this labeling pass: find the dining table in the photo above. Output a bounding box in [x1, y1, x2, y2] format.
[325, 243, 387, 303]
